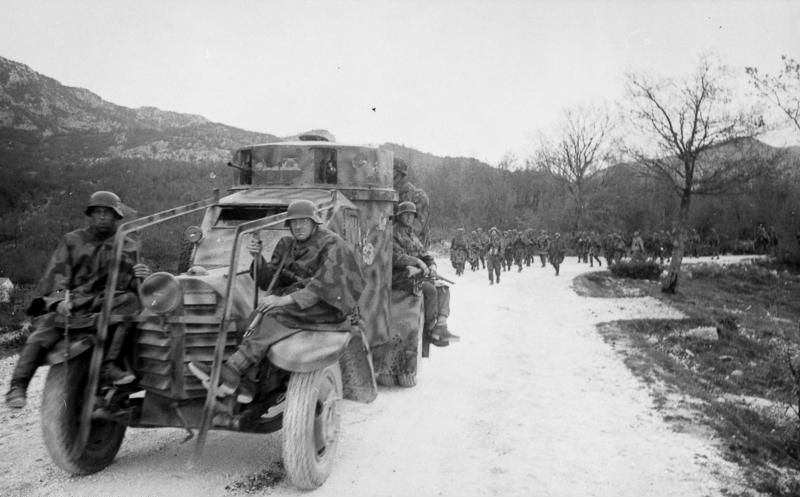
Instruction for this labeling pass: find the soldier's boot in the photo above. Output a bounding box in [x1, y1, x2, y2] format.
[102, 325, 135, 386]
[5, 381, 27, 409]
[188, 361, 242, 397]
[101, 363, 136, 386]
[434, 317, 460, 343]
[427, 326, 450, 347]
[6, 341, 48, 408]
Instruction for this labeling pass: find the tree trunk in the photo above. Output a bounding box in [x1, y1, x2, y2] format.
[661, 192, 691, 294]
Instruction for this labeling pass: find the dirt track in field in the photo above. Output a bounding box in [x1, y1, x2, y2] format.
[0, 257, 756, 497]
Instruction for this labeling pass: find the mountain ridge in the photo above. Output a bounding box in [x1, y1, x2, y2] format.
[0, 55, 278, 163]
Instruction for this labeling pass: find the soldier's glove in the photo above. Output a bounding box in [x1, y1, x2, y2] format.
[256, 294, 293, 314]
[246, 237, 263, 256]
[133, 263, 151, 280]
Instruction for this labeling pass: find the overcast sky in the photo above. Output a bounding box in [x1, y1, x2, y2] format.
[1, 0, 799, 164]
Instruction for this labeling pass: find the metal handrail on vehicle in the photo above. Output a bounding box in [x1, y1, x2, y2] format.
[72, 190, 220, 459]
[191, 190, 340, 462]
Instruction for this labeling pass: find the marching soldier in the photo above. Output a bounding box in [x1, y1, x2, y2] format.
[450, 228, 469, 276]
[486, 227, 503, 285]
[548, 232, 566, 276]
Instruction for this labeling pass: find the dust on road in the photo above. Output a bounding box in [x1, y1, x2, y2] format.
[0, 258, 753, 497]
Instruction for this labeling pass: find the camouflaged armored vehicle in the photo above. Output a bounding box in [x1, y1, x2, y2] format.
[38, 134, 428, 490]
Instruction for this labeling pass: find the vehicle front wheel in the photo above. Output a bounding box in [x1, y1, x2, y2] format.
[282, 363, 342, 490]
[41, 357, 126, 475]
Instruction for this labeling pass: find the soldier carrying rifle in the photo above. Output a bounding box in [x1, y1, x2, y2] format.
[392, 201, 459, 346]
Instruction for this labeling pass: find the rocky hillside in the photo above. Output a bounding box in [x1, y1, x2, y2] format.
[0, 55, 277, 164]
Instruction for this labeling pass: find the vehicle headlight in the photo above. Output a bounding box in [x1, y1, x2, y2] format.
[139, 272, 182, 314]
[184, 225, 204, 243]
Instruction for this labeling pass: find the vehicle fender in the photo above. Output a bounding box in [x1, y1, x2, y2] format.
[267, 330, 351, 374]
[338, 326, 378, 403]
[46, 335, 95, 365]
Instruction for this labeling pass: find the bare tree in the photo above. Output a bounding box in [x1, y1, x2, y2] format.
[497, 151, 519, 171]
[746, 55, 800, 133]
[532, 104, 615, 230]
[625, 55, 765, 293]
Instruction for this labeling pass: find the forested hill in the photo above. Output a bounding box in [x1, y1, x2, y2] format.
[0, 55, 500, 283]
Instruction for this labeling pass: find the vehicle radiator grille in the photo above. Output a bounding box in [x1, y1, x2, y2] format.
[135, 312, 241, 400]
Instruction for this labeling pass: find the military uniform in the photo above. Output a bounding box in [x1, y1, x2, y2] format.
[8, 221, 142, 405]
[588, 231, 602, 267]
[486, 228, 503, 284]
[548, 234, 566, 276]
[537, 231, 550, 267]
[468, 230, 481, 271]
[449, 229, 469, 276]
[631, 232, 645, 262]
[230, 226, 365, 372]
[393, 216, 452, 339]
[477, 228, 489, 269]
[394, 159, 431, 247]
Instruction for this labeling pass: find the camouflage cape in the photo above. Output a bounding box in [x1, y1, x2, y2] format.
[253, 226, 364, 325]
[396, 180, 430, 246]
[392, 221, 434, 291]
[27, 226, 140, 317]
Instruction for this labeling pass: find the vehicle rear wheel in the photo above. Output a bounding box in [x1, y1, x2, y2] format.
[282, 363, 342, 490]
[376, 373, 397, 387]
[396, 373, 416, 387]
[41, 356, 127, 475]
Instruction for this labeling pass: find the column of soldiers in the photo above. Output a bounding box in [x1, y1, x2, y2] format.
[448, 224, 755, 285]
[448, 227, 566, 282]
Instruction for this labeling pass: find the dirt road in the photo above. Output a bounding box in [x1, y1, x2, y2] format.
[0, 258, 751, 496]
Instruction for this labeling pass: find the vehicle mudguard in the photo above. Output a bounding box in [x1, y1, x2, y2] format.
[338, 326, 378, 403]
[46, 335, 95, 365]
[267, 329, 351, 374]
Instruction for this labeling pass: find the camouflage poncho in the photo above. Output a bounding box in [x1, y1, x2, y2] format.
[391, 222, 434, 290]
[253, 226, 364, 324]
[27, 226, 140, 316]
[396, 180, 430, 245]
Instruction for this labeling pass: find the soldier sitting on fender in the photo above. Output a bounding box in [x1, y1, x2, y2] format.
[5, 191, 152, 409]
[188, 199, 364, 403]
[392, 201, 459, 346]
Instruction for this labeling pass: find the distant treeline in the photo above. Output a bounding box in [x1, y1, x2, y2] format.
[1, 144, 799, 285]
[386, 143, 800, 259]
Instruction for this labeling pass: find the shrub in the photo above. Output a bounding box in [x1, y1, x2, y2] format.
[609, 260, 662, 280]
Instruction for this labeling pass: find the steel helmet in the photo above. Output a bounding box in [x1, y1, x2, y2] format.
[284, 199, 322, 226]
[85, 190, 124, 218]
[396, 201, 417, 216]
[393, 157, 409, 176]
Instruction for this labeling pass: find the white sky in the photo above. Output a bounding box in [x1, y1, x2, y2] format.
[1, 0, 798, 164]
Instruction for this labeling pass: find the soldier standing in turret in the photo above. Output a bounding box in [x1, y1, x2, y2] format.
[393, 158, 430, 247]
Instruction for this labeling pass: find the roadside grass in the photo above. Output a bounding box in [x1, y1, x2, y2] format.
[580, 261, 800, 497]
